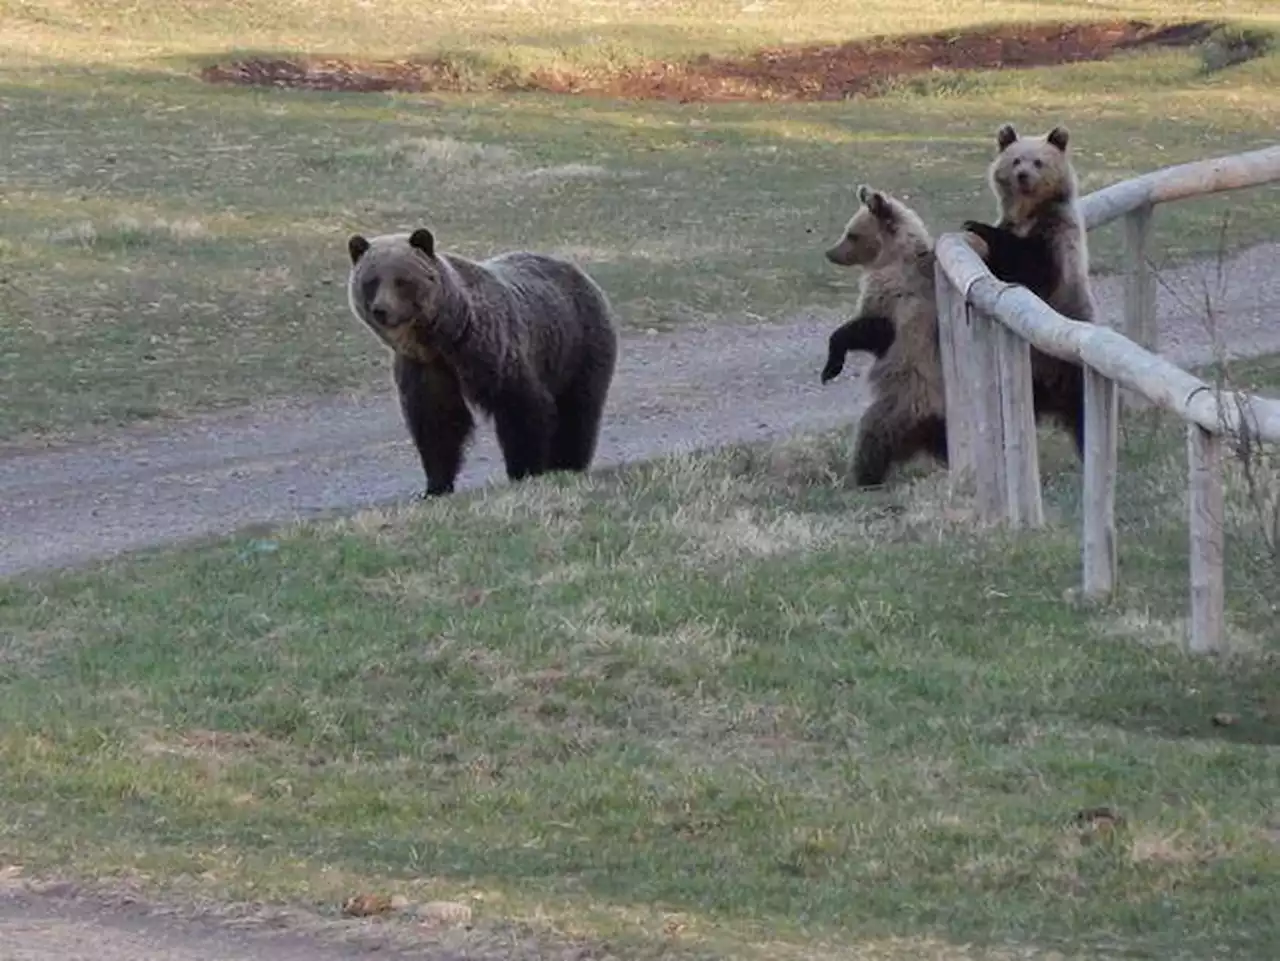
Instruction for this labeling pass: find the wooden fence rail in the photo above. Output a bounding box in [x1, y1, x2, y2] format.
[933, 144, 1280, 654]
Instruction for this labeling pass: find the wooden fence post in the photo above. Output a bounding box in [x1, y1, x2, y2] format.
[1082, 368, 1118, 597]
[935, 261, 975, 490]
[993, 324, 1044, 528]
[968, 307, 1008, 521]
[1187, 424, 1225, 653]
[1123, 204, 1158, 353]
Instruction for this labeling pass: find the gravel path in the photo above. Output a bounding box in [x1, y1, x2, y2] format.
[0, 882, 500, 961]
[2, 242, 1279, 580]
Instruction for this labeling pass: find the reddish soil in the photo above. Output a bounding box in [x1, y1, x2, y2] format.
[200, 19, 1217, 103]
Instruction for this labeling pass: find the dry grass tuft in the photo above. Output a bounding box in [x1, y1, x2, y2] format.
[38, 215, 209, 247]
[1098, 609, 1266, 654]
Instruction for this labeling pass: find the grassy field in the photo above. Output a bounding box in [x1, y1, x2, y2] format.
[5, 0, 1280, 71]
[0, 1, 1278, 443]
[1, 354, 1278, 960]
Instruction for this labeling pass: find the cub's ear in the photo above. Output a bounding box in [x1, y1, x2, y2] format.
[408, 228, 436, 258]
[348, 234, 370, 265]
[1046, 126, 1070, 152]
[996, 123, 1018, 152]
[859, 187, 893, 224]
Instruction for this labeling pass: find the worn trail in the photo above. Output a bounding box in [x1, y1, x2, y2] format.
[2, 242, 1279, 580]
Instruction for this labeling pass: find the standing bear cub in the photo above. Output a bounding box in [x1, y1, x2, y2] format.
[346, 227, 619, 497]
[820, 185, 946, 488]
[961, 123, 1098, 456]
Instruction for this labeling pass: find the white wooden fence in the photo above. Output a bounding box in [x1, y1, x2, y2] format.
[933, 144, 1280, 654]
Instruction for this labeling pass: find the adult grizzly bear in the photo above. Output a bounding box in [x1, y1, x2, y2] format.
[346, 227, 619, 496]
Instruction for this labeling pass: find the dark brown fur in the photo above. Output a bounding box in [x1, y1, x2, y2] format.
[964, 123, 1098, 456]
[347, 228, 619, 496]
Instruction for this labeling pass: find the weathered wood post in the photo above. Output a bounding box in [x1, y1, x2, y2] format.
[1081, 366, 1118, 597]
[968, 307, 1008, 522]
[1187, 424, 1225, 653]
[1122, 204, 1158, 353]
[1082, 270, 1120, 598]
[934, 260, 976, 491]
[993, 323, 1044, 528]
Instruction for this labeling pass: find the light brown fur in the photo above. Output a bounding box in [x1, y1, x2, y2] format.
[347, 227, 618, 495]
[986, 123, 1097, 323]
[821, 185, 946, 487]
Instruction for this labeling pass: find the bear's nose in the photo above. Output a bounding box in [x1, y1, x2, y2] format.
[1016, 169, 1031, 186]
[371, 306, 389, 325]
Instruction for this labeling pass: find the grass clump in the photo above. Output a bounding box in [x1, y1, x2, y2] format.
[1200, 24, 1276, 73]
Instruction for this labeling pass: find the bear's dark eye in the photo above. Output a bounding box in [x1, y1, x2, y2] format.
[1012, 158, 1022, 167]
[1033, 159, 1043, 169]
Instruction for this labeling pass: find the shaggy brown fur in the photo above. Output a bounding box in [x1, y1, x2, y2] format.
[820, 185, 946, 488]
[962, 123, 1099, 456]
[347, 227, 619, 496]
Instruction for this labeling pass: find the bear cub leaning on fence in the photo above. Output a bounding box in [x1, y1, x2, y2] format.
[961, 123, 1099, 457]
[819, 184, 948, 488]
[346, 228, 619, 497]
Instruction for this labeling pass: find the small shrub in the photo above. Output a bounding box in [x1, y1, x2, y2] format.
[1199, 25, 1275, 74]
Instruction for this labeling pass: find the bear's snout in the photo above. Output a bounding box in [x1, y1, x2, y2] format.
[825, 241, 856, 266]
[371, 306, 409, 328]
[1016, 169, 1032, 188]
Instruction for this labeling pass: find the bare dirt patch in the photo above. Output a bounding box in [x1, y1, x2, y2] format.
[199, 19, 1218, 103]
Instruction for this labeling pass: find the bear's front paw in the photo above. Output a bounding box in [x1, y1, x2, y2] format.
[422, 484, 454, 499]
[962, 220, 995, 237]
[821, 357, 845, 384]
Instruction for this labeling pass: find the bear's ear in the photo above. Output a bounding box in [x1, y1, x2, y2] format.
[996, 124, 1018, 152]
[408, 228, 436, 258]
[1047, 126, 1070, 152]
[348, 234, 371, 265]
[862, 189, 893, 224]
[856, 183, 874, 206]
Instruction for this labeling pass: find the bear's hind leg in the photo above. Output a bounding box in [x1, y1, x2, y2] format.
[1031, 354, 1085, 459]
[549, 359, 614, 473]
[394, 354, 475, 497]
[852, 398, 907, 488]
[918, 414, 949, 466]
[492, 386, 556, 482]
[853, 403, 946, 488]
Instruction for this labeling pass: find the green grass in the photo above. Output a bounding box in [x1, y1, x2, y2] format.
[1, 1, 1278, 445]
[1, 51, 1278, 443]
[7, 0, 1280, 72]
[1, 355, 1278, 961]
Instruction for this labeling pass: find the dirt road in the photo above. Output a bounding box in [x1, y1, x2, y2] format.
[3, 241, 1279, 581]
[0, 881, 530, 961]
[0, 887, 392, 961]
